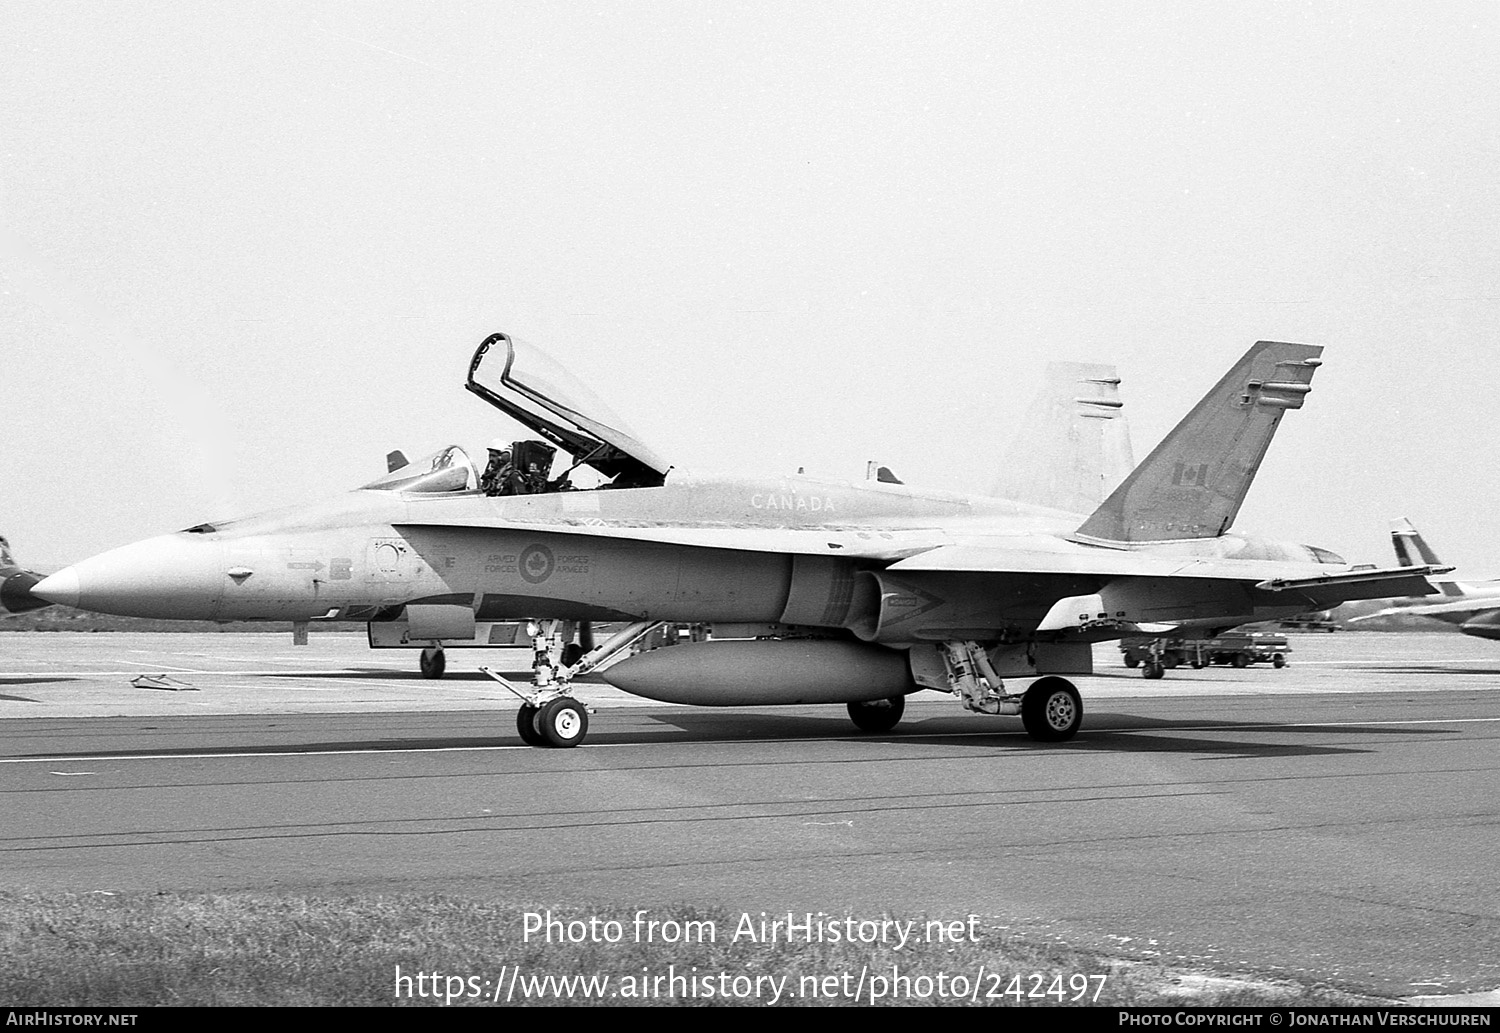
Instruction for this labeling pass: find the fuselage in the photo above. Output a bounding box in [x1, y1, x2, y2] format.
[33, 469, 1348, 636]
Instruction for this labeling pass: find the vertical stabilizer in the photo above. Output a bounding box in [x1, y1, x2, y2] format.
[1073, 341, 1322, 544]
[991, 362, 1135, 514]
[1390, 517, 1442, 566]
[1390, 518, 1462, 595]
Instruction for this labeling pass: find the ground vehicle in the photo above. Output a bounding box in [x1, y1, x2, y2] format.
[1121, 633, 1291, 678]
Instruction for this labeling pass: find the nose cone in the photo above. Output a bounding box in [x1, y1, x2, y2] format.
[30, 534, 227, 619]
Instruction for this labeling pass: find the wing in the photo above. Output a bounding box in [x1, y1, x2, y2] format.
[892, 542, 1446, 594]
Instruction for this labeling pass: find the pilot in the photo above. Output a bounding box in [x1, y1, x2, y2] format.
[480, 442, 514, 497]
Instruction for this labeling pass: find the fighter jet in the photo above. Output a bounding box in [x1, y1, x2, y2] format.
[1, 536, 52, 616]
[33, 334, 1447, 747]
[1347, 518, 1500, 639]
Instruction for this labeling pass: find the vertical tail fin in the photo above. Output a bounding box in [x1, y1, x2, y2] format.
[991, 362, 1135, 514]
[1390, 518, 1462, 595]
[1073, 341, 1322, 544]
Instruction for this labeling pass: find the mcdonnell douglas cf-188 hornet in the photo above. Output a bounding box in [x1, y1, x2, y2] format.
[33, 335, 1448, 747]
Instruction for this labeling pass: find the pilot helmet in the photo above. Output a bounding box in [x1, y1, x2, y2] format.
[488, 438, 510, 456]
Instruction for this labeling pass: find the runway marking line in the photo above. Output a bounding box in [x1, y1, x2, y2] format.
[1, 715, 1496, 765]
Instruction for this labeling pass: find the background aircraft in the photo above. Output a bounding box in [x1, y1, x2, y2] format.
[1347, 518, 1500, 639]
[1, 536, 52, 616]
[33, 334, 1445, 747]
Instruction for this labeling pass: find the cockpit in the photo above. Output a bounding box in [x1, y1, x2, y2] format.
[360, 332, 672, 496]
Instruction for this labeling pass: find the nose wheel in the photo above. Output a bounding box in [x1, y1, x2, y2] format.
[516, 703, 545, 746]
[514, 697, 588, 748]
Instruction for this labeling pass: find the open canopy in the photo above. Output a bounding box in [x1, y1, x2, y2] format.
[465, 332, 670, 487]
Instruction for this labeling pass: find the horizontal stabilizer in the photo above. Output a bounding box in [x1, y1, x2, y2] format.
[1257, 565, 1451, 607]
[1255, 565, 1452, 592]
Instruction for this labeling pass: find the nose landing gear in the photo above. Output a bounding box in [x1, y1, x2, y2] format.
[483, 619, 660, 748]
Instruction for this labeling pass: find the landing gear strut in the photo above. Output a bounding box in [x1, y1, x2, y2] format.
[481, 619, 660, 749]
[937, 640, 1085, 743]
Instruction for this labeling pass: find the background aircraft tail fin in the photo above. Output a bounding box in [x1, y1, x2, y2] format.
[1390, 517, 1463, 595]
[1390, 517, 1443, 566]
[0, 535, 52, 614]
[990, 362, 1134, 514]
[1073, 341, 1322, 544]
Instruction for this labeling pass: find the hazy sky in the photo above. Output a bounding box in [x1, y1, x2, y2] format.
[3, 2, 1497, 574]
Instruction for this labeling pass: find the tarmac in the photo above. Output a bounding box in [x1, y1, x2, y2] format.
[4, 628, 1498, 718]
[3, 629, 1498, 1005]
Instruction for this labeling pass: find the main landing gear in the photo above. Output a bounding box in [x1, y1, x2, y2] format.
[1019, 677, 1083, 742]
[939, 641, 1084, 742]
[419, 646, 446, 679]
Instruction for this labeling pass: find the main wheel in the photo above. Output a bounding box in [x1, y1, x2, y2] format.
[1162, 653, 1180, 669]
[1231, 653, 1250, 668]
[419, 647, 446, 679]
[536, 697, 589, 748]
[1123, 654, 1140, 669]
[1272, 654, 1286, 668]
[516, 703, 546, 746]
[1021, 677, 1083, 742]
[847, 695, 905, 733]
[1142, 661, 1164, 680]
